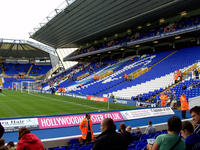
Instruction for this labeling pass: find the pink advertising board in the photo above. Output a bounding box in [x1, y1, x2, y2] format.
[38, 112, 123, 129]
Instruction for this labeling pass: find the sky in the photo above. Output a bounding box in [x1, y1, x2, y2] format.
[0, 0, 66, 40]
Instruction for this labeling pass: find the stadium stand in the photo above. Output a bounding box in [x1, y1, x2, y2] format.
[2, 0, 200, 149]
[68, 15, 200, 58]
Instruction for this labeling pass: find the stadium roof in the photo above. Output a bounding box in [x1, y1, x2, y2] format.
[30, 0, 199, 48]
[0, 39, 56, 59]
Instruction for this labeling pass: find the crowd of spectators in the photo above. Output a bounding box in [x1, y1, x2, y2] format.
[71, 15, 200, 57]
[182, 82, 200, 91]
[45, 60, 118, 91]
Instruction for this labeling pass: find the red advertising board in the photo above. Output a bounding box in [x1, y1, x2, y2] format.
[87, 96, 108, 102]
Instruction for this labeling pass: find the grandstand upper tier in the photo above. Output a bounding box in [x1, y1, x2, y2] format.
[0, 39, 60, 87]
[30, 0, 200, 49]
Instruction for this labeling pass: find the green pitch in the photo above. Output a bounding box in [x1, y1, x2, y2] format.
[0, 90, 137, 118]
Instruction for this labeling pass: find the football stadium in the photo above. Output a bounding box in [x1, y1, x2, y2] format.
[1, 0, 200, 149]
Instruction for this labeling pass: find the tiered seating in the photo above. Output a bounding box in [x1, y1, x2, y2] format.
[58, 60, 117, 89]
[4, 63, 30, 76]
[71, 15, 200, 57]
[70, 50, 173, 96]
[49, 130, 168, 150]
[30, 65, 52, 76]
[3, 78, 34, 89]
[105, 46, 200, 100]
[171, 79, 200, 99]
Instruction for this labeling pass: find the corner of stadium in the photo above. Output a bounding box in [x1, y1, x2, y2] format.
[1, 0, 200, 149]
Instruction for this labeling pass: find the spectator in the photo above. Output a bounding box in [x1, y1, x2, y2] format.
[145, 121, 156, 135]
[124, 73, 128, 81]
[135, 127, 142, 137]
[170, 94, 178, 109]
[80, 113, 94, 143]
[194, 68, 199, 80]
[0, 138, 5, 147]
[126, 126, 133, 133]
[180, 93, 189, 119]
[16, 127, 44, 150]
[190, 106, 200, 135]
[0, 123, 4, 138]
[6, 141, 15, 150]
[181, 121, 200, 150]
[176, 70, 182, 81]
[92, 118, 127, 150]
[182, 84, 187, 90]
[147, 116, 185, 150]
[187, 84, 193, 90]
[118, 123, 133, 145]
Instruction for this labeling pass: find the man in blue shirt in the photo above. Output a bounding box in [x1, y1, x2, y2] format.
[145, 120, 156, 135]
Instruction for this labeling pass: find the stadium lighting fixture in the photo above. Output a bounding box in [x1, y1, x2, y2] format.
[159, 18, 165, 23]
[135, 45, 140, 48]
[137, 26, 142, 29]
[175, 36, 181, 39]
[181, 11, 187, 16]
[153, 41, 158, 44]
[146, 23, 151, 26]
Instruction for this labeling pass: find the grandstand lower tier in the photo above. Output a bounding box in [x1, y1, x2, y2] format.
[3, 109, 191, 143]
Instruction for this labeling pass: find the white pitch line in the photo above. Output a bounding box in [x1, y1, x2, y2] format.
[28, 93, 105, 111]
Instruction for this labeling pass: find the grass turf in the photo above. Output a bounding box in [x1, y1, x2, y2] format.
[0, 90, 137, 118]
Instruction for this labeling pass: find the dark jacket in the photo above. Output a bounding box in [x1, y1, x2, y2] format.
[0, 123, 4, 138]
[92, 129, 127, 150]
[16, 133, 45, 150]
[185, 133, 200, 150]
[119, 131, 133, 145]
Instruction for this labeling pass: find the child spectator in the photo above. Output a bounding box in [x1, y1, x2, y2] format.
[181, 121, 200, 150]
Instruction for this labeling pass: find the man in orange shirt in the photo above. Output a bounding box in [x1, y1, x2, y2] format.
[160, 93, 168, 107]
[80, 113, 95, 143]
[180, 93, 189, 119]
[174, 73, 178, 84]
[62, 87, 65, 95]
[124, 73, 128, 81]
[177, 70, 182, 81]
[58, 88, 62, 93]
